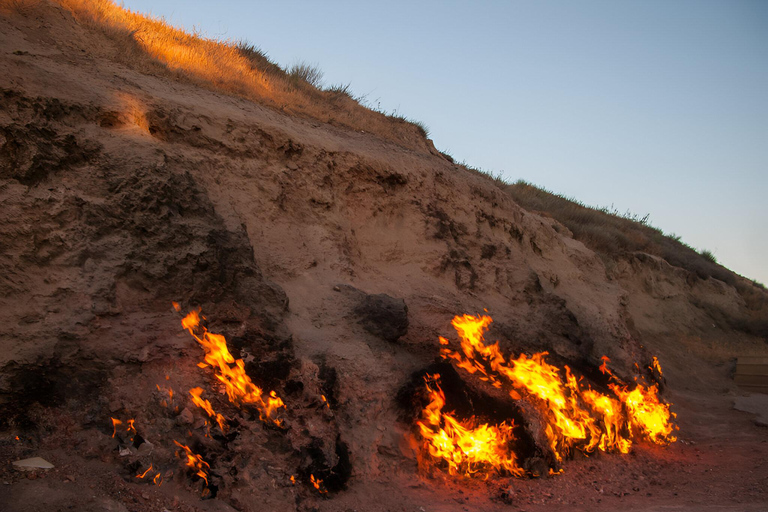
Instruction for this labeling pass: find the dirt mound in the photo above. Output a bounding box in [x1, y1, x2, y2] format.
[1, 2, 767, 511]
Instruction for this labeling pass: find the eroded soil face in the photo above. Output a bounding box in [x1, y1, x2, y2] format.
[1, 3, 767, 511]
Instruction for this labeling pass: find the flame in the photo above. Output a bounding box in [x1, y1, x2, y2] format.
[310, 474, 327, 494]
[599, 355, 611, 375]
[177, 308, 285, 426]
[610, 383, 677, 444]
[416, 374, 523, 478]
[174, 440, 210, 486]
[111, 418, 122, 438]
[153, 472, 163, 486]
[651, 356, 663, 376]
[126, 419, 136, 434]
[290, 475, 296, 485]
[136, 464, 153, 479]
[427, 313, 677, 474]
[189, 387, 228, 432]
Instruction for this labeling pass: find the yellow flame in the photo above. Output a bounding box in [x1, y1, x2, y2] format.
[426, 313, 677, 473]
[416, 374, 523, 478]
[178, 308, 285, 426]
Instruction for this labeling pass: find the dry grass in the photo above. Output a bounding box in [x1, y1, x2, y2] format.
[14, 0, 430, 150]
[506, 180, 723, 276]
[504, 180, 768, 337]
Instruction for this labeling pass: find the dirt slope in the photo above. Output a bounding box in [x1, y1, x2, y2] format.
[1, 2, 767, 511]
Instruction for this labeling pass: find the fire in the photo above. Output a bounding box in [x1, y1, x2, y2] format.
[174, 440, 210, 486]
[610, 383, 677, 444]
[310, 474, 327, 494]
[175, 306, 285, 426]
[111, 418, 121, 438]
[416, 374, 523, 478]
[423, 314, 677, 476]
[189, 387, 228, 432]
[651, 356, 663, 376]
[136, 464, 153, 479]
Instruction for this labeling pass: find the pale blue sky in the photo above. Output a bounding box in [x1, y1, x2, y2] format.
[122, 0, 768, 284]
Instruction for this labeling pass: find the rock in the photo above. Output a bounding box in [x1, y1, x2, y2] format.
[177, 407, 194, 425]
[12, 457, 55, 471]
[733, 394, 768, 427]
[137, 439, 155, 456]
[353, 292, 408, 342]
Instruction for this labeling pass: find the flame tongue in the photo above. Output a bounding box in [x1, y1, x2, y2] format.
[174, 440, 210, 485]
[178, 308, 285, 426]
[416, 374, 523, 478]
[189, 387, 228, 432]
[422, 313, 677, 476]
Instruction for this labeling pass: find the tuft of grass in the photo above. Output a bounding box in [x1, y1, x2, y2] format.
[288, 61, 324, 88]
[700, 249, 717, 264]
[438, 150, 455, 163]
[325, 82, 353, 99]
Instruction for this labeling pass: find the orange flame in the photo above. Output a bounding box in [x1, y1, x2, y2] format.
[111, 418, 122, 438]
[610, 382, 677, 444]
[136, 464, 153, 479]
[177, 307, 285, 426]
[429, 314, 677, 472]
[416, 374, 523, 478]
[310, 474, 327, 494]
[599, 356, 611, 375]
[650, 356, 663, 376]
[174, 440, 210, 486]
[153, 472, 163, 486]
[126, 419, 136, 434]
[189, 387, 228, 432]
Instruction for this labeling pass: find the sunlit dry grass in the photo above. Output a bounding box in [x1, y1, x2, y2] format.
[11, 0, 429, 149]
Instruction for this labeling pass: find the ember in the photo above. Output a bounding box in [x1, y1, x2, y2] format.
[310, 474, 328, 494]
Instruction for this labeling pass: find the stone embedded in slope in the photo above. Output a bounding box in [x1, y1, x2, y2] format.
[353, 292, 409, 343]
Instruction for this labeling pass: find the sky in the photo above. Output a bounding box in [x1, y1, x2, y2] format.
[122, 0, 768, 284]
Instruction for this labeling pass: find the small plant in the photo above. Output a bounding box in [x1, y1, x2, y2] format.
[700, 249, 717, 264]
[325, 83, 353, 99]
[288, 61, 324, 88]
[411, 119, 430, 138]
[439, 150, 455, 163]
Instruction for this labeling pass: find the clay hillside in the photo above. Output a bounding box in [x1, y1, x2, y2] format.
[1, 2, 767, 511]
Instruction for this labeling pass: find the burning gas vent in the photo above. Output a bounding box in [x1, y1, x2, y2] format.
[404, 314, 677, 478]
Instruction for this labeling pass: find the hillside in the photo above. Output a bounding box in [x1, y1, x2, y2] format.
[1, 2, 767, 511]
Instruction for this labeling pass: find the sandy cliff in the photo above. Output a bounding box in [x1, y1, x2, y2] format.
[1, 2, 766, 511]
